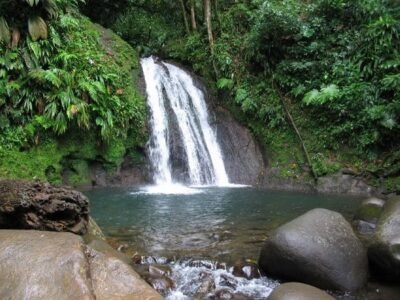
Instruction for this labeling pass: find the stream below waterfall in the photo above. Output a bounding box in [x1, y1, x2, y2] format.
[86, 187, 369, 299]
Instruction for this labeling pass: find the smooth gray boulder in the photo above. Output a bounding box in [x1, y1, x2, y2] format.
[268, 282, 334, 300]
[0, 230, 162, 300]
[368, 197, 400, 281]
[258, 208, 368, 291]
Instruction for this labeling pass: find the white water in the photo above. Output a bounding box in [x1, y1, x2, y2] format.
[141, 56, 229, 187]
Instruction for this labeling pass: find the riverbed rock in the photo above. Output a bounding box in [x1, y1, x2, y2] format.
[267, 282, 334, 300]
[258, 208, 368, 291]
[353, 197, 385, 235]
[368, 197, 400, 281]
[0, 180, 89, 234]
[0, 230, 162, 300]
[232, 259, 260, 279]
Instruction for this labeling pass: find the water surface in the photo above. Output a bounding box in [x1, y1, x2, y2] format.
[87, 187, 362, 263]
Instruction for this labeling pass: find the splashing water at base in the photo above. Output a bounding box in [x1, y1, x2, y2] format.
[166, 262, 279, 300]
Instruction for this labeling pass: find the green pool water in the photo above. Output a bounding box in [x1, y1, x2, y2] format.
[85, 186, 362, 263]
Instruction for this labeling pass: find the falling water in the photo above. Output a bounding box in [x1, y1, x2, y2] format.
[141, 56, 229, 186]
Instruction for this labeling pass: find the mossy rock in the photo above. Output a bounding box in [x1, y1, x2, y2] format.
[354, 197, 385, 225]
[368, 197, 400, 282]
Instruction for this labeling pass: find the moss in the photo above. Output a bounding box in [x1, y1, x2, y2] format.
[102, 139, 126, 169]
[0, 141, 63, 184]
[67, 159, 91, 186]
[355, 203, 384, 223]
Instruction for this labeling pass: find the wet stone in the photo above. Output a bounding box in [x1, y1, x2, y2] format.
[145, 275, 175, 295]
[232, 259, 260, 279]
[149, 264, 172, 277]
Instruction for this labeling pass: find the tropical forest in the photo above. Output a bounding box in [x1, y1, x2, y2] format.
[0, 0, 399, 299]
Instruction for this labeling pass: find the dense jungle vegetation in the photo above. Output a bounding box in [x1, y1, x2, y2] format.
[1, 0, 399, 192]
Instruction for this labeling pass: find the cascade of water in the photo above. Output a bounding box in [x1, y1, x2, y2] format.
[141, 56, 229, 186]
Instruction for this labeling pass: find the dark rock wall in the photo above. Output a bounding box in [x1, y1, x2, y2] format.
[214, 107, 265, 185]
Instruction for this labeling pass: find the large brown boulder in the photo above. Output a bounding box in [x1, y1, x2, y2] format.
[88, 242, 163, 300]
[0, 230, 162, 300]
[0, 230, 93, 299]
[368, 197, 400, 281]
[259, 208, 368, 292]
[0, 180, 89, 234]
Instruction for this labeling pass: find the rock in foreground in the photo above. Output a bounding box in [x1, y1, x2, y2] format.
[0, 230, 162, 300]
[0, 180, 89, 234]
[268, 282, 334, 300]
[368, 197, 400, 281]
[259, 208, 368, 291]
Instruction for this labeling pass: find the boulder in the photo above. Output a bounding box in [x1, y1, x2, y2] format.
[368, 197, 400, 281]
[0, 180, 89, 234]
[83, 217, 106, 243]
[258, 208, 368, 291]
[0, 230, 162, 300]
[232, 259, 260, 279]
[267, 282, 334, 300]
[88, 244, 163, 300]
[353, 197, 385, 235]
[0, 230, 93, 300]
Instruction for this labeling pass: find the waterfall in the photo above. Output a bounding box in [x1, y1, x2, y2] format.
[141, 56, 229, 186]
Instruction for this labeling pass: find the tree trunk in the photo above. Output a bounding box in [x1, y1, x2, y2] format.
[190, 0, 197, 31]
[203, 0, 214, 54]
[179, 0, 190, 34]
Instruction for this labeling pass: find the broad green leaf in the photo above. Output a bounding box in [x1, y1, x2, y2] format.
[217, 78, 234, 89]
[28, 16, 48, 41]
[0, 17, 10, 43]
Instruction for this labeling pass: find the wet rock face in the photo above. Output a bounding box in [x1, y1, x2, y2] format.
[368, 197, 400, 282]
[268, 282, 334, 300]
[214, 107, 265, 185]
[0, 180, 89, 234]
[259, 208, 368, 292]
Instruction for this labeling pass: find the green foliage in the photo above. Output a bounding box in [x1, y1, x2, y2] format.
[0, 7, 147, 184]
[0, 0, 82, 43]
[111, 4, 183, 56]
[0, 140, 64, 183]
[247, 0, 400, 152]
[0, 12, 146, 143]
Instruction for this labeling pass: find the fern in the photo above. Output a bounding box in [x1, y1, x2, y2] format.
[303, 84, 340, 105]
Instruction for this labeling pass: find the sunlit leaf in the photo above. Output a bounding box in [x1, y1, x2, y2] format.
[28, 16, 48, 41]
[0, 17, 10, 43]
